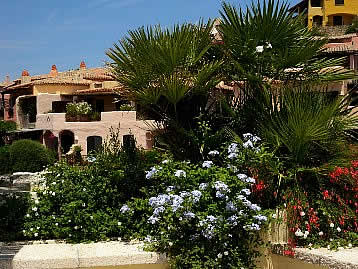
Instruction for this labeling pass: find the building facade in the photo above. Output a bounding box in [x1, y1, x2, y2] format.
[0, 62, 154, 156]
[290, 0, 358, 29]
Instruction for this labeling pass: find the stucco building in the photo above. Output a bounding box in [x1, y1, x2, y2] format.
[290, 0, 358, 29]
[0, 61, 154, 156]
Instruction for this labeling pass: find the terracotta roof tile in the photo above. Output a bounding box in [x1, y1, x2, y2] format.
[73, 87, 122, 95]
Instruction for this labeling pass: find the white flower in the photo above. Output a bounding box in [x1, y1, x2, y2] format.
[146, 167, 159, 179]
[237, 174, 247, 180]
[118, 222, 122, 226]
[30, 228, 33, 231]
[337, 227, 341, 232]
[174, 170, 186, 178]
[330, 223, 334, 228]
[319, 231, 324, 236]
[348, 243, 353, 248]
[272, 214, 277, 219]
[256, 45, 264, 53]
[52, 192, 55, 196]
[300, 212, 305, 217]
[241, 189, 251, 196]
[82, 203, 86, 207]
[37, 226, 40, 230]
[120, 204, 131, 214]
[228, 153, 238, 159]
[35, 212, 39, 216]
[68, 220, 71, 223]
[295, 229, 303, 237]
[224, 251, 229, 256]
[32, 207, 38, 212]
[304, 231, 309, 236]
[83, 188, 86, 191]
[228, 143, 238, 154]
[266, 43, 272, 49]
[168, 242, 173, 247]
[166, 186, 175, 192]
[162, 160, 169, 164]
[202, 161, 213, 168]
[55, 223, 58, 226]
[34, 232, 38, 237]
[26, 214, 30, 218]
[74, 226, 78, 230]
[199, 183, 208, 190]
[217, 253, 223, 259]
[308, 243, 312, 248]
[90, 216, 93, 220]
[208, 150, 219, 156]
[243, 140, 253, 149]
[327, 245, 330, 250]
[35, 200, 39, 204]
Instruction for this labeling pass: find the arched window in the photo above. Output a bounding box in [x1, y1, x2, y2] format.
[87, 136, 102, 154]
[59, 130, 75, 154]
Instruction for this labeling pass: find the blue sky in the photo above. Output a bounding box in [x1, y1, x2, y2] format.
[0, 0, 297, 80]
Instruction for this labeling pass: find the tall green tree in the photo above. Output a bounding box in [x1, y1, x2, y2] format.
[217, 1, 357, 158]
[107, 21, 222, 160]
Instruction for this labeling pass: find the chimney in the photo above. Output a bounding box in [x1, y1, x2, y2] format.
[49, 64, 58, 77]
[80, 61, 86, 70]
[21, 70, 31, 84]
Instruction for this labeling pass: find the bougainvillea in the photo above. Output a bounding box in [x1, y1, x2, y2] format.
[283, 160, 358, 250]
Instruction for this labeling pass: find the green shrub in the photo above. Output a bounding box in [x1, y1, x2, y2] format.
[0, 120, 16, 146]
[0, 145, 11, 174]
[9, 140, 55, 172]
[23, 134, 280, 268]
[66, 102, 93, 116]
[119, 104, 135, 111]
[345, 18, 358, 34]
[0, 193, 30, 241]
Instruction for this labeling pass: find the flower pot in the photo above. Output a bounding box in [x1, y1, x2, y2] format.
[79, 115, 90, 122]
[66, 115, 77, 122]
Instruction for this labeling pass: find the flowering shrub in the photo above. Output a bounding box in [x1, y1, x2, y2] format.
[66, 102, 93, 116]
[284, 160, 358, 250]
[141, 159, 272, 268]
[23, 146, 162, 242]
[125, 135, 280, 268]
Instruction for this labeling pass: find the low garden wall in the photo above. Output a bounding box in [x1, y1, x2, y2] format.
[2, 241, 356, 269]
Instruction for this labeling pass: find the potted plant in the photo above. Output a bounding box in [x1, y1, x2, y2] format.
[77, 102, 92, 122]
[65, 103, 77, 122]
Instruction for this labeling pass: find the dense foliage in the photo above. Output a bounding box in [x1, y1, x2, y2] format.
[9, 140, 55, 173]
[0, 120, 16, 146]
[0, 145, 11, 174]
[0, 193, 30, 241]
[23, 134, 283, 268]
[282, 161, 358, 251]
[3, 0, 358, 268]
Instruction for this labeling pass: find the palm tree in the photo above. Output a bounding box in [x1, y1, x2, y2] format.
[259, 86, 358, 165]
[214, 0, 358, 166]
[219, 0, 354, 85]
[106, 21, 222, 160]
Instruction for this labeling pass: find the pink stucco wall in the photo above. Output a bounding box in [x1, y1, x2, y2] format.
[36, 111, 154, 154]
[3, 94, 16, 122]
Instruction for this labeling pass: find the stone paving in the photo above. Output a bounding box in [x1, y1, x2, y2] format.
[294, 248, 358, 269]
[1, 241, 357, 269]
[0, 241, 167, 269]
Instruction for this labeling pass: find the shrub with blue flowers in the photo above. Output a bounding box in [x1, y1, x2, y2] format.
[22, 133, 281, 268]
[130, 135, 279, 268]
